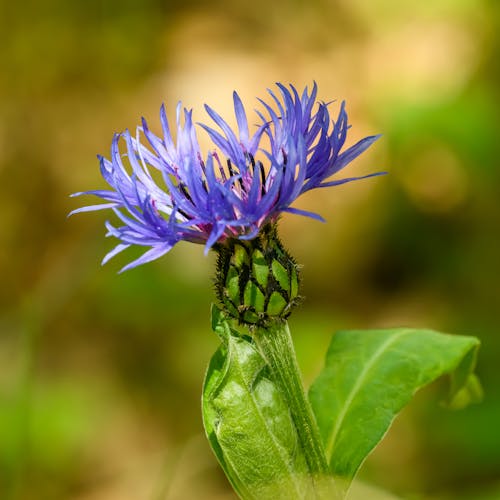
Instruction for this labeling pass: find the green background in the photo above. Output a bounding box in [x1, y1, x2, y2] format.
[1, 0, 499, 498]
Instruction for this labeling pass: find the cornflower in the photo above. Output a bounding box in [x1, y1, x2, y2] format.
[71, 83, 382, 271]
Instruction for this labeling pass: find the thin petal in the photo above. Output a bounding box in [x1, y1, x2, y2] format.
[329, 134, 382, 175]
[233, 91, 249, 144]
[119, 243, 174, 273]
[102, 243, 131, 265]
[319, 171, 387, 188]
[281, 206, 326, 222]
[68, 203, 118, 216]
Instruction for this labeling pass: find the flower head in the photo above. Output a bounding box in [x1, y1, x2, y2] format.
[71, 83, 383, 271]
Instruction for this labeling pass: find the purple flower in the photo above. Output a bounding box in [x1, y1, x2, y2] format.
[70, 83, 383, 271]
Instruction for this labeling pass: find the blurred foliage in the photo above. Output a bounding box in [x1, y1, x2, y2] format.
[1, 0, 499, 499]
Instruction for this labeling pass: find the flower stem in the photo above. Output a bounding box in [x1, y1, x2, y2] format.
[253, 321, 329, 480]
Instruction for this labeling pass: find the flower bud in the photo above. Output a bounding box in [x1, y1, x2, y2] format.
[215, 224, 300, 325]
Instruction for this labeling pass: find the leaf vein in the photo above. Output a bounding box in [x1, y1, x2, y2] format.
[231, 338, 306, 497]
[325, 329, 412, 460]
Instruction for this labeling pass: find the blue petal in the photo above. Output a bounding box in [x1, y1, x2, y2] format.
[204, 222, 226, 254]
[328, 134, 382, 175]
[68, 203, 118, 216]
[233, 91, 249, 144]
[281, 206, 326, 222]
[118, 242, 175, 273]
[204, 104, 246, 167]
[102, 243, 131, 265]
[319, 171, 387, 188]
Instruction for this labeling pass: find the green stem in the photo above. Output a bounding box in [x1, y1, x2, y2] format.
[253, 321, 329, 478]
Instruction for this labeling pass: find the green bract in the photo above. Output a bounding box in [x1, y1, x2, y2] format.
[215, 224, 300, 325]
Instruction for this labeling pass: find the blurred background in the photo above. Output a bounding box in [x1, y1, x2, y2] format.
[1, 0, 499, 498]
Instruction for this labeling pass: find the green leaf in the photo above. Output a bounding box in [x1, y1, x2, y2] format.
[308, 328, 481, 487]
[203, 307, 313, 499]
